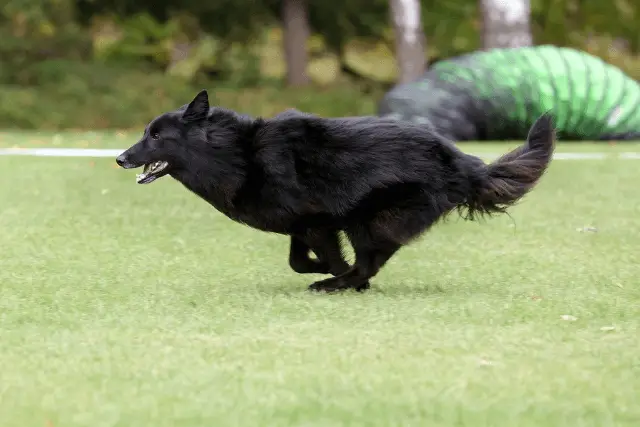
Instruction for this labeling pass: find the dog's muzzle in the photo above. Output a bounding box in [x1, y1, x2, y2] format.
[116, 154, 137, 169]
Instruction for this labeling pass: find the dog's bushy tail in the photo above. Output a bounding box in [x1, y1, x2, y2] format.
[460, 113, 556, 220]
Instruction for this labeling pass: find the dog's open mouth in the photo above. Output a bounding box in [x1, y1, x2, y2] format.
[136, 161, 169, 184]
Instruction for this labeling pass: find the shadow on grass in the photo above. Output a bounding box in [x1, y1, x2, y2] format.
[263, 281, 453, 297]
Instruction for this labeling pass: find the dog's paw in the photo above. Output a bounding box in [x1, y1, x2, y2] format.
[328, 263, 351, 277]
[290, 259, 331, 275]
[308, 277, 346, 293]
[355, 281, 371, 292]
[308, 278, 370, 293]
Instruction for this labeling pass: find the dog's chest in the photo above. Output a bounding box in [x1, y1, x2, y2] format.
[178, 178, 295, 234]
[230, 207, 292, 234]
[194, 194, 290, 234]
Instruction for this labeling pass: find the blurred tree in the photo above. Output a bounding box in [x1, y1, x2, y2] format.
[480, 0, 532, 48]
[297, 0, 389, 82]
[4, 0, 640, 88]
[389, 0, 426, 82]
[0, 0, 90, 84]
[282, 0, 310, 86]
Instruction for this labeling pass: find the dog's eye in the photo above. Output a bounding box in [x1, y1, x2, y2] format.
[151, 132, 160, 140]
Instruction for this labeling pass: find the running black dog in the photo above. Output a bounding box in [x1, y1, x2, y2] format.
[116, 90, 555, 292]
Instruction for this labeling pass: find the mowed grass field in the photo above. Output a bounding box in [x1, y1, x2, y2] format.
[1, 132, 639, 427]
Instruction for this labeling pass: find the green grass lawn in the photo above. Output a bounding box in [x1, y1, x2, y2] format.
[1, 134, 639, 426]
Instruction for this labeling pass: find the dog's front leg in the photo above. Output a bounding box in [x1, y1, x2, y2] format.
[288, 231, 351, 276]
[288, 235, 330, 274]
[306, 230, 351, 276]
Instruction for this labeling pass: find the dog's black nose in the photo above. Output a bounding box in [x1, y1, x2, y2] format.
[116, 154, 127, 167]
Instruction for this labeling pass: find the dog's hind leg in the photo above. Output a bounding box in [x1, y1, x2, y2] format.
[308, 203, 439, 293]
[308, 224, 400, 293]
[289, 231, 350, 276]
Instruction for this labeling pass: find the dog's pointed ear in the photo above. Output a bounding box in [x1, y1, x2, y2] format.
[182, 90, 210, 122]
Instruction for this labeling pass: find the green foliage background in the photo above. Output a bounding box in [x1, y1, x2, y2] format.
[1, 0, 639, 129]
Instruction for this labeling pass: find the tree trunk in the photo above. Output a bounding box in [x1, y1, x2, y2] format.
[480, 0, 532, 49]
[282, 0, 310, 86]
[389, 0, 427, 84]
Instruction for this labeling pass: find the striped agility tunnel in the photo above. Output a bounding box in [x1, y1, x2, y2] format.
[378, 45, 640, 141]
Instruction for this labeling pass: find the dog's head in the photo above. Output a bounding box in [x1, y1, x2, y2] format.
[115, 89, 211, 184]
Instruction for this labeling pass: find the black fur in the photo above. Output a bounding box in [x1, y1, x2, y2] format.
[116, 90, 556, 292]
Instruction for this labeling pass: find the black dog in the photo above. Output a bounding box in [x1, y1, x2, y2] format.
[116, 90, 555, 292]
